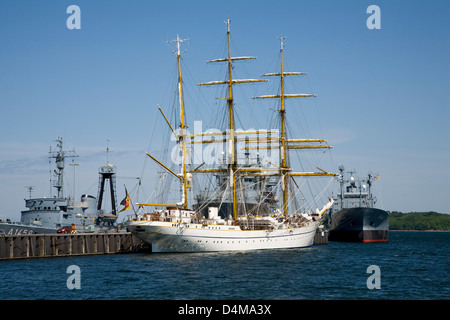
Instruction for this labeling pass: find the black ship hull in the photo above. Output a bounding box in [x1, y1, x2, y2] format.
[328, 207, 389, 242]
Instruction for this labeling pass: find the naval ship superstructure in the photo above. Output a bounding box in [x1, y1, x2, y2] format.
[0, 137, 118, 235]
[328, 165, 389, 242]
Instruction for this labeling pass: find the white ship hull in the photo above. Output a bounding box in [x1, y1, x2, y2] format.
[128, 220, 318, 253]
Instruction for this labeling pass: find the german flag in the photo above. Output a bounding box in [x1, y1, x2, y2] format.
[118, 186, 131, 213]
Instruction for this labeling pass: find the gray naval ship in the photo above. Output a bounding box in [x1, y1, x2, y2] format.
[0, 137, 119, 235]
[327, 165, 389, 242]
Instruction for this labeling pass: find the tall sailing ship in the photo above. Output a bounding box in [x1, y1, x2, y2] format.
[127, 20, 335, 252]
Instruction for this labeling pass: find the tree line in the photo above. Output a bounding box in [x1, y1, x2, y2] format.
[389, 211, 450, 231]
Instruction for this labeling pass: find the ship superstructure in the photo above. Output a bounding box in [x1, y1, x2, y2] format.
[328, 165, 389, 242]
[0, 138, 118, 235]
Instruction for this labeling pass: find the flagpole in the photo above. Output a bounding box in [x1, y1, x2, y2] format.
[129, 184, 137, 214]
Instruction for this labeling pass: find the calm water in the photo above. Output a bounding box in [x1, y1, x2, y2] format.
[0, 231, 448, 300]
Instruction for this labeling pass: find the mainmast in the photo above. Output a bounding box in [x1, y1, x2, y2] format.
[279, 37, 289, 216]
[226, 19, 238, 220]
[253, 38, 334, 217]
[198, 19, 266, 220]
[48, 137, 78, 199]
[338, 164, 345, 210]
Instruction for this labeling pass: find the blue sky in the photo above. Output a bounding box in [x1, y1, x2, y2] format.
[0, 0, 449, 221]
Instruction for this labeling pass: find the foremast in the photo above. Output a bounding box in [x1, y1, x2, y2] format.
[138, 35, 190, 210]
[172, 35, 189, 210]
[253, 37, 335, 217]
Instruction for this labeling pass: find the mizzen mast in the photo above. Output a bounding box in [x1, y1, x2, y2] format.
[253, 37, 334, 217]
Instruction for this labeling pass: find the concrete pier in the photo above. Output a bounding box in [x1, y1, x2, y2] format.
[1, 228, 327, 260]
[0, 232, 150, 260]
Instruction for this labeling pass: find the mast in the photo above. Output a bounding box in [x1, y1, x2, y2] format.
[198, 19, 266, 220]
[279, 37, 288, 216]
[226, 19, 238, 220]
[253, 38, 334, 217]
[138, 35, 190, 210]
[168, 34, 189, 210]
[48, 137, 78, 199]
[338, 164, 345, 210]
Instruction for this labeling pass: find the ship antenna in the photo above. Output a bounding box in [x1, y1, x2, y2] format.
[69, 161, 79, 201]
[279, 35, 285, 50]
[168, 34, 189, 57]
[25, 186, 35, 199]
[106, 139, 110, 164]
